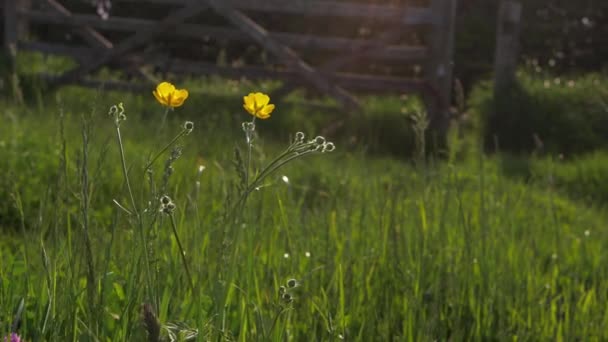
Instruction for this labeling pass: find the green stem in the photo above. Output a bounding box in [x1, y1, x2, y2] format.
[245, 118, 255, 185]
[115, 125, 155, 306]
[169, 212, 195, 292]
[144, 129, 187, 172]
[157, 106, 170, 135]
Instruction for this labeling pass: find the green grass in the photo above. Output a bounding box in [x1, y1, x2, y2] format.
[1, 85, 607, 341]
[469, 71, 608, 154]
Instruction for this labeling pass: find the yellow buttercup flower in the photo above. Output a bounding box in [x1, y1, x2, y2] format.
[153, 81, 189, 108]
[243, 92, 275, 119]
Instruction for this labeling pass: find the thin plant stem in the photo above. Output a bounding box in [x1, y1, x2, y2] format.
[116, 126, 138, 214]
[115, 125, 156, 306]
[245, 117, 255, 186]
[228, 144, 317, 221]
[157, 106, 171, 135]
[144, 129, 188, 172]
[80, 119, 97, 333]
[169, 212, 195, 292]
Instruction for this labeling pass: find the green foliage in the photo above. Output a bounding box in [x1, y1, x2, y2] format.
[469, 72, 608, 154]
[1, 87, 608, 340]
[541, 152, 608, 205]
[500, 152, 608, 207]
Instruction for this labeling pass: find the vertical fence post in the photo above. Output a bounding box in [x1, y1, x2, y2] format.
[3, 0, 17, 52]
[493, 0, 522, 95]
[425, 0, 457, 146]
[17, 0, 31, 40]
[3, 0, 23, 103]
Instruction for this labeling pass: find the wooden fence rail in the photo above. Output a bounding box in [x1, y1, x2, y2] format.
[4, 0, 457, 128]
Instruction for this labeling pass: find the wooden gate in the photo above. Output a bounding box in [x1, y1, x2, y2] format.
[3, 0, 456, 125]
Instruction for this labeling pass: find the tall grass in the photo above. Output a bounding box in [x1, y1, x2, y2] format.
[0, 87, 607, 341]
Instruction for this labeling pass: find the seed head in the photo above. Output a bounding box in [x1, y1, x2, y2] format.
[163, 202, 176, 214]
[322, 142, 336, 153]
[312, 136, 326, 145]
[184, 121, 194, 134]
[160, 195, 172, 205]
[286, 278, 298, 288]
[294, 132, 305, 143]
[281, 292, 293, 303]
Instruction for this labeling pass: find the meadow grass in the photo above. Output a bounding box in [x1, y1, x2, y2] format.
[0, 86, 607, 341]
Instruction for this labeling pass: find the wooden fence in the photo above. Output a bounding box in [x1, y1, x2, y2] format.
[3, 0, 456, 126]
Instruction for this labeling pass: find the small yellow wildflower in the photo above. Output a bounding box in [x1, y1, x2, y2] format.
[153, 81, 189, 108]
[243, 92, 275, 119]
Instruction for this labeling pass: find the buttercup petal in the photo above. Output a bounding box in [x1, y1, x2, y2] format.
[258, 104, 275, 118]
[243, 94, 256, 114]
[254, 92, 270, 107]
[156, 82, 176, 97]
[171, 89, 189, 107]
[153, 90, 167, 105]
[171, 97, 185, 107]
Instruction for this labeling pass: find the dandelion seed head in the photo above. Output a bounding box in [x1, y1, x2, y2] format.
[283, 253, 289, 259]
[281, 175, 290, 184]
[305, 251, 311, 258]
[584, 230, 590, 237]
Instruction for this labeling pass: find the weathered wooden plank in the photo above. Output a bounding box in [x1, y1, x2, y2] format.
[19, 40, 428, 94]
[40, 74, 151, 92]
[115, 0, 434, 25]
[53, 2, 209, 84]
[20, 10, 428, 62]
[205, 0, 361, 110]
[19, 41, 95, 61]
[45, 0, 113, 49]
[149, 58, 426, 93]
[272, 28, 407, 100]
